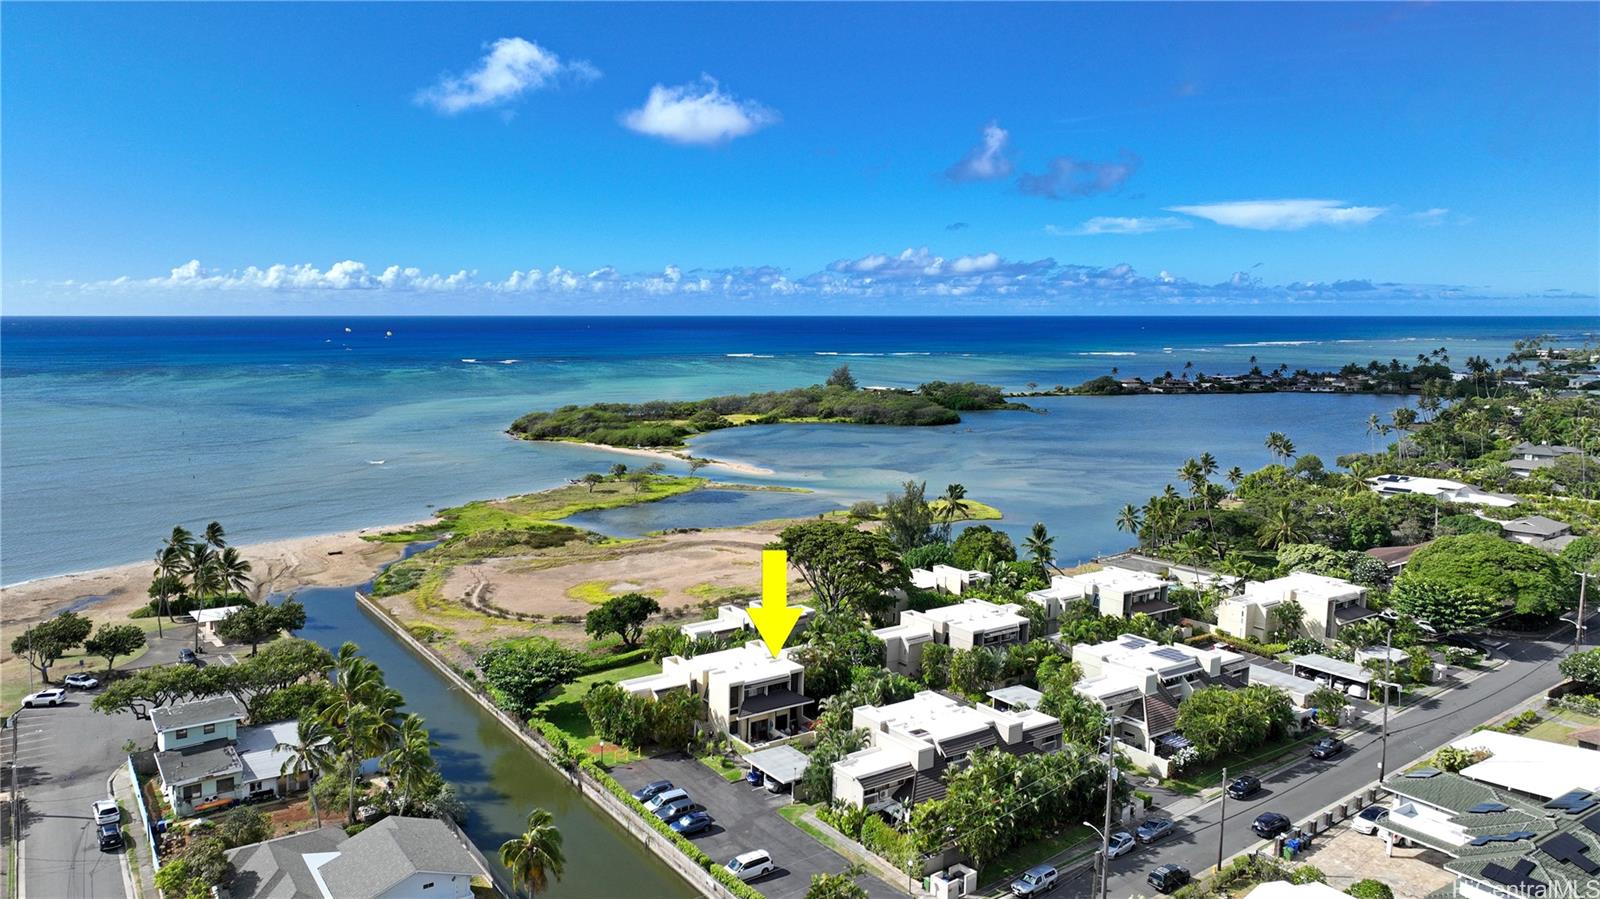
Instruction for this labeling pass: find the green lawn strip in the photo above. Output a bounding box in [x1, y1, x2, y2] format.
[778, 803, 844, 850]
[697, 752, 745, 783]
[1522, 719, 1578, 745]
[929, 498, 1004, 521]
[981, 824, 1095, 889]
[533, 660, 661, 752]
[1161, 731, 1317, 796]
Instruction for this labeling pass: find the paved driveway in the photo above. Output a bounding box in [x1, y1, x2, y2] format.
[6, 693, 149, 899]
[613, 753, 902, 899]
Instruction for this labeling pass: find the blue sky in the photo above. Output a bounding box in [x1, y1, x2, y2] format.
[3, 2, 1597, 315]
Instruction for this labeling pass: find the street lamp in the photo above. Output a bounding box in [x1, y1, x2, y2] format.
[1082, 819, 1107, 897]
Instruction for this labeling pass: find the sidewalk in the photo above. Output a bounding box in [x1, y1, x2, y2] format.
[109, 767, 156, 899]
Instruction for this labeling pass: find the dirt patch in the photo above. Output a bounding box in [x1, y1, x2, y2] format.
[438, 527, 801, 621]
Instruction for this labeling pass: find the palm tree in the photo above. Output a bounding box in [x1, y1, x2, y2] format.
[1024, 522, 1055, 570]
[937, 483, 970, 535]
[382, 713, 438, 815]
[1197, 452, 1218, 481]
[1257, 504, 1306, 549]
[277, 717, 336, 827]
[500, 808, 566, 897]
[1178, 459, 1205, 509]
[217, 547, 253, 601]
[1264, 432, 1296, 464]
[1226, 466, 1244, 488]
[150, 544, 187, 638]
[1365, 413, 1382, 455]
[1115, 504, 1142, 540]
[319, 642, 387, 824]
[202, 521, 227, 550]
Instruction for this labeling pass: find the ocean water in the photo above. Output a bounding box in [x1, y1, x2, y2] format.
[2, 315, 1591, 584]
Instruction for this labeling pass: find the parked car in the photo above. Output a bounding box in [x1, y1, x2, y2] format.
[1106, 831, 1136, 860]
[1226, 775, 1262, 799]
[724, 850, 774, 883]
[652, 797, 705, 822]
[63, 673, 100, 690]
[644, 788, 688, 814]
[97, 822, 124, 852]
[178, 648, 199, 665]
[1353, 805, 1390, 835]
[1252, 812, 1292, 838]
[1310, 737, 1347, 760]
[1147, 864, 1191, 894]
[1135, 818, 1175, 844]
[631, 780, 674, 802]
[1010, 863, 1058, 897]
[670, 811, 714, 836]
[22, 689, 66, 708]
[93, 799, 120, 826]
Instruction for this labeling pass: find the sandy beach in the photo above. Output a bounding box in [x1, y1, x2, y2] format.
[554, 439, 776, 477]
[0, 527, 408, 661]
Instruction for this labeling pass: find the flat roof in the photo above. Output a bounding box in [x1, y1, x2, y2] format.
[986, 685, 1044, 709]
[742, 745, 810, 785]
[155, 740, 244, 787]
[1247, 664, 1321, 697]
[920, 599, 1028, 628]
[1290, 653, 1372, 684]
[1449, 730, 1600, 800]
[151, 695, 248, 733]
[1065, 567, 1169, 593]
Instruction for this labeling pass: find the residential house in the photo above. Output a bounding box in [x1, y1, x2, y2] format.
[1499, 515, 1576, 552]
[1363, 541, 1430, 577]
[151, 695, 309, 817]
[910, 565, 992, 596]
[1032, 568, 1179, 623]
[617, 641, 810, 745]
[678, 599, 816, 642]
[873, 599, 1030, 678]
[1072, 634, 1249, 760]
[1366, 474, 1521, 508]
[194, 605, 244, 645]
[831, 690, 1063, 811]
[1215, 572, 1374, 643]
[1505, 442, 1584, 479]
[1378, 766, 1600, 899]
[224, 816, 488, 899]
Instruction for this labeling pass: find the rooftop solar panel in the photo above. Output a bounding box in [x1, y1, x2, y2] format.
[1481, 859, 1542, 890]
[1582, 811, 1600, 838]
[1545, 790, 1598, 813]
[1151, 648, 1191, 663]
[1539, 833, 1600, 874]
[1404, 768, 1442, 779]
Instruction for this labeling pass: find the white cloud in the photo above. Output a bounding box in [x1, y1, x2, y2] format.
[945, 121, 1014, 182]
[1051, 216, 1192, 236]
[69, 253, 1580, 313]
[1166, 199, 1386, 230]
[415, 37, 597, 115]
[1408, 208, 1452, 226]
[620, 76, 777, 145]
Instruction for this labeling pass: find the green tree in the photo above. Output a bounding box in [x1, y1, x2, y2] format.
[217, 599, 305, 655]
[806, 867, 869, 899]
[383, 713, 441, 815]
[584, 593, 660, 648]
[1389, 579, 1502, 634]
[1430, 745, 1491, 773]
[213, 805, 272, 849]
[1306, 687, 1348, 726]
[1175, 684, 1295, 761]
[276, 717, 336, 827]
[316, 642, 396, 825]
[83, 623, 147, 673]
[1265, 431, 1297, 463]
[1346, 879, 1395, 899]
[919, 643, 952, 689]
[950, 525, 1016, 570]
[879, 480, 939, 550]
[478, 641, 583, 717]
[608, 463, 628, 478]
[949, 648, 1001, 694]
[10, 612, 93, 683]
[1024, 522, 1056, 570]
[1559, 647, 1600, 691]
[775, 521, 910, 619]
[935, 483, 971, 539]
[1270, 600, 1306, 640]
[500, 808, 566, 897]
[580, 472, 605, 492]
[826, 364, 858, 390]
[1403, 533, 1575, 618]
[582, 683, 645, 747]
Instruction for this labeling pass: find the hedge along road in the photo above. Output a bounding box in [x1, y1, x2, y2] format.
[291, 562, 696, 899]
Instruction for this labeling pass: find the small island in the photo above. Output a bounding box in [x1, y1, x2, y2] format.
[508, 365, 1025, 448]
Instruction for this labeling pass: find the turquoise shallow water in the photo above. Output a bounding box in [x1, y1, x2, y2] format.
[2, 315, 1590, 582]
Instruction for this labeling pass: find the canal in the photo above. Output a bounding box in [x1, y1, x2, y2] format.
[291, 550, 697, 899]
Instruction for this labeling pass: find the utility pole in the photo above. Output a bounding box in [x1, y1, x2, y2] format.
[1098, 715, 1115, 899]
[1216, 766, 1228, 873]
[1574, 571, 1590, 655]
[1378, 624, 1393, 784]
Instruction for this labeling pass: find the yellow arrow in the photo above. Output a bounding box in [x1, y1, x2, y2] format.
[746, 549, 802, 657]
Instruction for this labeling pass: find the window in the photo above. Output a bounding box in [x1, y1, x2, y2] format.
[202, 724, 215, 735]
[422, 883, 434, 890]
[216, 777, 235, 793]
[175, 728, 189, 739]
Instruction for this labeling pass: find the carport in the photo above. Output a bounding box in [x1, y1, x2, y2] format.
[1290, 653, 1373, 698]
[742, 744, 809, 793]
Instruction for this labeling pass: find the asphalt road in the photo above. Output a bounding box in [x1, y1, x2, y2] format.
[6, 690, 148, 899]
[1058, 629, 1579, 899]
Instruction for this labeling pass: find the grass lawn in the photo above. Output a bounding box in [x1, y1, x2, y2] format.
[929, 498, 1004, 521]
[367, 475, 707, 543]
[697, 751, 745, 782]
[1524, 719, 1579, 745]
[983, 823, 1095, 886]
[1, 616, 165, 716]
[778, 803, 843, 850]
[534, 660, 660, 753]
[1162, 731, 1316, 795]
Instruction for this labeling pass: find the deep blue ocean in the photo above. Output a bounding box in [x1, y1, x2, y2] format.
[3, 315, 1593, 584]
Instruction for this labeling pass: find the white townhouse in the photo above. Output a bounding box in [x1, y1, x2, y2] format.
[617, 641, 810, 745]
[1215, 571, 1374, 643]
[873, 599, 1030, 678]
[1072, 634, 1249, 761]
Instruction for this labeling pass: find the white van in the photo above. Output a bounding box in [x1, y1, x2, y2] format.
[644, 788, 689, 814]
[725, 850, 774, 882]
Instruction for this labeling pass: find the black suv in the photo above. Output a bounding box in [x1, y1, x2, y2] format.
[1147, 864, 1191, 894]
[1252, 812, 1292, 838]
[1227, 775, 1261, 799]
[1310, 737, 1346, 760]
[98, 822, 124, 851]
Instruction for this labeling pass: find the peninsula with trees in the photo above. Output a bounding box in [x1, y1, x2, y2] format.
[508, 365, 1025, 449]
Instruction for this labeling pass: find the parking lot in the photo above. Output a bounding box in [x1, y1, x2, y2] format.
[612, 753, 903, 899]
